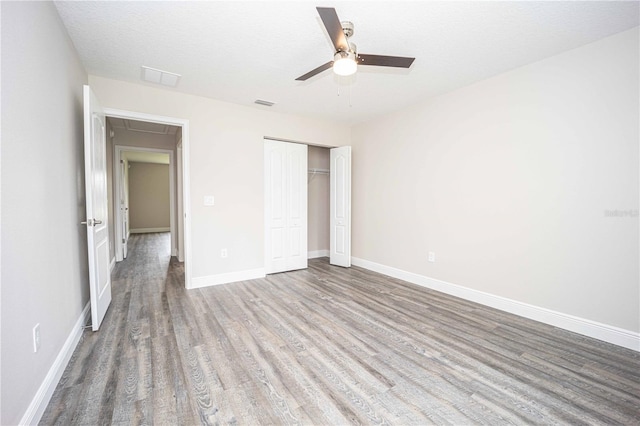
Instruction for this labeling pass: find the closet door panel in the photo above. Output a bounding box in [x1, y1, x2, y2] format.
[330, 146, 351, 267]
[286, 143, 308, 271]
[265, 139, 307, 273]
[265, 140, 288, 273]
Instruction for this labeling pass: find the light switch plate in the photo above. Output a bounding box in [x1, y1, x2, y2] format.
[204, 196, 215, 206]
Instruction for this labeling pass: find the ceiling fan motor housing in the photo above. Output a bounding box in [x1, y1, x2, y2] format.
[341, 21, 354, 39]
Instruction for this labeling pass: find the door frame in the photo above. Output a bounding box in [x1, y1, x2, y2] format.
[105, 108, 192, 289]
[177, 143, 185, 262]
[114, 145, 176, 259]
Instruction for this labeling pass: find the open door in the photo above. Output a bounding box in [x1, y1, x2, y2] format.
[330, 146, 351, 267]
[83, 85, 112, 331]
[119, 157, 128, 258]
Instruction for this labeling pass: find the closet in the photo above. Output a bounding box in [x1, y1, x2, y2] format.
[264, 138, 351, 274]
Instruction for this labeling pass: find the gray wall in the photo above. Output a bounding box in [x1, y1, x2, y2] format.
[351, 27, 639, 332]
[1, 2, 89, 424]
[128, 162, 171, 231]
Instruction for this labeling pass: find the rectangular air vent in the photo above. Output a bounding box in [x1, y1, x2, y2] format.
[254, 99, 275, 107]
[141, 66, 181, 87]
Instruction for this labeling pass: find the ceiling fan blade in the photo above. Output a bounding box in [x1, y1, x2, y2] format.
[295, 61, 334, 81]
[316, 7, 349, 52]
[358, 54, 415, 68]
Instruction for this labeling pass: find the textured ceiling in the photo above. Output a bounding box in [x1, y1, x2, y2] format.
[55, 1, 639, 125]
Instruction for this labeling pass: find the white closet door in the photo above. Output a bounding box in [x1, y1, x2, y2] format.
[330, 146, 351, 267]
[265, 139, 308, 274]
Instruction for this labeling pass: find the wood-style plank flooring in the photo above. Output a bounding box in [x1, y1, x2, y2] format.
[41, 233, 640, 425]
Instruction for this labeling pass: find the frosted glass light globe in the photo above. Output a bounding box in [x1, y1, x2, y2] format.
[333, 51, 357, 76]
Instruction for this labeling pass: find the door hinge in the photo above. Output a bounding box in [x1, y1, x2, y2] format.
[120, 159, 124, 164]
[122, 238, 125, 244]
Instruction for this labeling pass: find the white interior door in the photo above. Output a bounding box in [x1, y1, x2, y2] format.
[83, 85, 112, 331]
[119, 158, 128, 258]
[330, 146, 351, 267]
[265, 139, 308, 274]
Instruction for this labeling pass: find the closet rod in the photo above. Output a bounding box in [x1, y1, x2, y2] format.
[308, 168, 329, 175]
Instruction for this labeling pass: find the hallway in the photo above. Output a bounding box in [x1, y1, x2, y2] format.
[41, 233, 181, 424]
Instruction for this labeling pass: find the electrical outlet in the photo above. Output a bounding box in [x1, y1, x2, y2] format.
[428, 252, 436, 263]
[221, 248, 228, 258]
[33, 324, 41, 353]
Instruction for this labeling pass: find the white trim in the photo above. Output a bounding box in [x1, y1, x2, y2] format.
[109, 256, 116, 272]
[130, 227, 171, 234]
[190, 268, 265, 289]
[176, 144, 184, 262]
[105, 108, 191, 289]
[308, 250, 330, 259]
[351, 257, 640, 352]
[113, 145, 126, 261]
[20, 303, 91, 425]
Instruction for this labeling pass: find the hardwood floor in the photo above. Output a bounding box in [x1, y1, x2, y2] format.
[41, 233, 640, 425]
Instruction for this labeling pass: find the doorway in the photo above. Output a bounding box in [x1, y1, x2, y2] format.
[104, 109, 192, 288]
[113, 144, 176, 261]
[264, 138, 351, 273]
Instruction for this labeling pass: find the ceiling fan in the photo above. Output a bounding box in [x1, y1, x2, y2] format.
[296, 7, 416, 81]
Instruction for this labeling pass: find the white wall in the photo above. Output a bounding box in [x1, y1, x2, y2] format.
[89, 75, 351, 280]
[351, 27, 639, 333]
[1, 2, 89, 424]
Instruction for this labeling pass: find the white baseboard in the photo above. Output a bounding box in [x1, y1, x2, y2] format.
[109, 256, 116, 272]
[20, 302, 91, 425]
[308, 250, 329, 259]
[351, 257, 640, 352]
[189, 267, 265, 289]
[130, 227, 170, 234]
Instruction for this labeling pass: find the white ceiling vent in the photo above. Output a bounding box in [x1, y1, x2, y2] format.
[141, 66, 181, 87]
[254, 99, 275, 107]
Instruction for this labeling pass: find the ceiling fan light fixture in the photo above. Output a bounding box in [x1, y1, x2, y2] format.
[333, 51, 357, 76]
